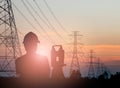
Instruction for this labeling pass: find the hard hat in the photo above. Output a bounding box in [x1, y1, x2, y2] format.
[23, 32, 40, 44]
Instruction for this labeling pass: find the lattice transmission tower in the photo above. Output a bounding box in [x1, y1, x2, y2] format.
[88, 50, 95, 78]
[0, 0, 21, 77]
[69, 31, 82, 77]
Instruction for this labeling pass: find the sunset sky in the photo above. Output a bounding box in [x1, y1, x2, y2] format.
[4, 0, 120, 75]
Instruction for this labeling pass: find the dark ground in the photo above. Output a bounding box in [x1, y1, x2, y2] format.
[0, 74, 120, 88]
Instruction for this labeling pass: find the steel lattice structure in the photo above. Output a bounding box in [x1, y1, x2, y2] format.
[88, 50, 95, 78]
[70, 31, 82, 77]
[0, 0, 21, 77]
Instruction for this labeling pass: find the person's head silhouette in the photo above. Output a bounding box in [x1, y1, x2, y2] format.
[23, 32, 40, 54]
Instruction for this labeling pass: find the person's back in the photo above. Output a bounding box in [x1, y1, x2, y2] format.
[16, 54, 50, 81]
[15, 32, 50, 87]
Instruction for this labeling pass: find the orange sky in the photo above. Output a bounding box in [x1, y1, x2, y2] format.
[1, 0, 120, 75]
[11, 0, 120, 63]
[83, 45, 120, 61]
[19, 44, 120, 64]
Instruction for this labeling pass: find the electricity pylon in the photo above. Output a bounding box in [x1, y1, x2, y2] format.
[69, 31, 82, 77]
[0, 0, 21, 77]
[88, 50, 95, 78]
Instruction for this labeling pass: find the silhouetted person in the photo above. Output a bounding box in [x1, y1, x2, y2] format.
[15, 32, 50, 87]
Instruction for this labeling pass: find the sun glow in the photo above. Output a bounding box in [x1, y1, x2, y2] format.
[37, 49, 48, 56]
[36, 45, 50, 57]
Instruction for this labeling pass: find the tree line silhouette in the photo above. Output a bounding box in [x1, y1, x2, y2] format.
[0, 71, 119, 88]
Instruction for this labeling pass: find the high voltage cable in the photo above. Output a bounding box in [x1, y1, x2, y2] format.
[13, 3, 39, 34]
[12, 3, 54, 44]
[21, 0, 55, 44]
[25, 0, 50, 29]
[33, 0, 67, 43]
[21, 0, 49, 38]
[25, 0, 66, 43]
[43, 0, 68, 33]
[33, 0, 66, 43]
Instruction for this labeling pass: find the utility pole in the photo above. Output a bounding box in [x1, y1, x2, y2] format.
[69, 31, 82, 78]
[88, 50, 95, 78]
[0, 0, 21, 77]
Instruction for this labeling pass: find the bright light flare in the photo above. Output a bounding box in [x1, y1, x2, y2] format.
[36, 45, 50, 58]
[37, 49, 48, 56]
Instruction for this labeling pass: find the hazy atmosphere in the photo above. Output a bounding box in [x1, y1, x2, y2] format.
[0, 0, 120, 88]
[1, 0, 120, 76]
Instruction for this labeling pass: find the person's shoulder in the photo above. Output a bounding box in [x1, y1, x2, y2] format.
[15, 55, 26, 62]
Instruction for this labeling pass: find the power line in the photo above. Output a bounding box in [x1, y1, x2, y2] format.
[25, 0, 50, 29]
[13, 3, 39, 33]
[21, 0, 55, 44]
[25, 0, 65, 43]
[43, 0, 68, 33]
[33, 0, 67, 43]
[12, 2, 54, 44]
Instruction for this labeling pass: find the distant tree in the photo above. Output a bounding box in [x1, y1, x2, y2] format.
[111, 72, 120, 80]
[98, 71, 109, 80]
